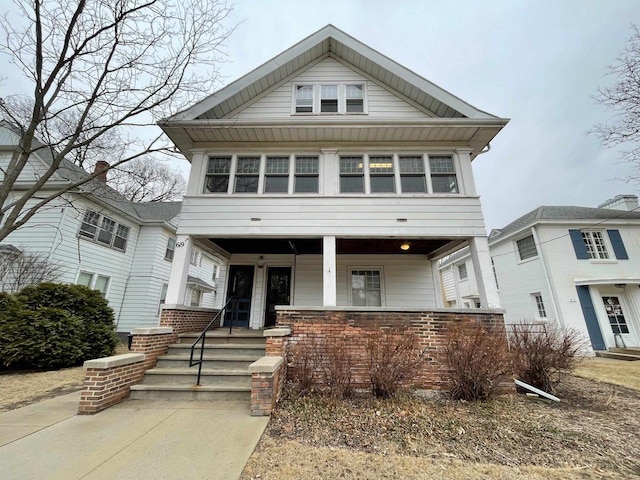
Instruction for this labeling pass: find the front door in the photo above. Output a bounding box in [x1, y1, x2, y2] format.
[264, 267, 291, 327]
[602, 295, 638, 347]
[225, 265, 255, 328]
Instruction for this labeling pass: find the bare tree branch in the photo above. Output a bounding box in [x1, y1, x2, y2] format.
[108, 156, 186, 202]
[0, 0, 233, 242]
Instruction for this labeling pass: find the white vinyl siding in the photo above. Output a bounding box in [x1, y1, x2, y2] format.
[230, 57, 429, 120]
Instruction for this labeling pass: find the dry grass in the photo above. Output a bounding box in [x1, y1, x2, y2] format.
[241, 375, 640, 479]
[574, 357, 640, 391]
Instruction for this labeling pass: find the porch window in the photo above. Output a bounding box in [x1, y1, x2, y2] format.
[320, 85, 338, 113]
[295, 156, 319, 193]
[516, 235, 538, 261]
[234, 157, 260, 193]
[399, 156, 426, 193]
[429, 155, 458, 193]
[205, 157, 231, 193]
[190, 288, 202, 307]
[346, 84, 364, 113]
[264, 156, 290, 193]
[532, 293, 547, 318]
[582, 230, 610, 260]
[340, 156, 364, 193]
[190, 250, 201, 266]
[350, 269, 382, 306]
[369, 155, 395, 193]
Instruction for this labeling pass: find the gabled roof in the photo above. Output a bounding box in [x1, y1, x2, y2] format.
[1, 121, 182, 226]
[168, 25, 498, 122]
[489, 205, 640, 243]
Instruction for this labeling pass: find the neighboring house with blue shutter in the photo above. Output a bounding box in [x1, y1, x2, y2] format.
[440, 194, 640, 352]
[0, 121, 222, 336]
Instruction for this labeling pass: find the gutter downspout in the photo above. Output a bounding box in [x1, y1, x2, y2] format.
[531, 226, 564, 330]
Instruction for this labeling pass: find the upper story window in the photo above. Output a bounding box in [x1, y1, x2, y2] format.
[516, 234, 538, 261]
[340, 156, 364, 193]
[458, 263, 468, 280]
[369, 155, 395, 193]
[205, 157, 231, 193]
[399, 156, 427, 193]
[295, 156, 319, 193]
[78, 209, 130, 252]
[293, 83, 367, 115]
[429, 156, 458, 193]
[234, 157, 260, 193]
[264, 156, 290, 193]
[165, 238, 176, 261]
[582, 230, 609, 260]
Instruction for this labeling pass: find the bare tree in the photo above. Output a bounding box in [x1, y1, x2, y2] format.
[109, 156, 186, 202]
[0, 249, 65, 293]
[592, 25, 640, 178]
[0, 0, 232, 242]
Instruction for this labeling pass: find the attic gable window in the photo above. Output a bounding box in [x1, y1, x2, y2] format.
[292, 83, 367, 115]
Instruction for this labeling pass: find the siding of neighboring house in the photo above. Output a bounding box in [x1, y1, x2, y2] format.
[230, 57, 430, 120]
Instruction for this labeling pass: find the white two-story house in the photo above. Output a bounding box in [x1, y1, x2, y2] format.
[440, 194, 640, 352]
[0, 121, 222, 336]
[159, 25, 508, 329]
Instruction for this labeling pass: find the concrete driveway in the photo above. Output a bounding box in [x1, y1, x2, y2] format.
[0, 392, 268, 480]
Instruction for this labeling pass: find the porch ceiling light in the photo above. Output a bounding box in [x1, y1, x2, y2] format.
[400, 242, 411, 251]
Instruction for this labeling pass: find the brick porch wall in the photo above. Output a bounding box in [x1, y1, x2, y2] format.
[276, 308, 506, 390]
[159, 306, 220, 334]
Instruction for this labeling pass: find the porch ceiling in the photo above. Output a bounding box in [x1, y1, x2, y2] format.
[208, 237, 454, 256]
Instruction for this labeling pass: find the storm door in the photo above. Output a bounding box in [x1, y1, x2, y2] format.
[225, 265, 255, 328]
[264, 267, 291, 327]
[602, 296, 638, 346]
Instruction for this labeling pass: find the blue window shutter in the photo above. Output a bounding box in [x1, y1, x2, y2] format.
[607, 229, 628, 260]
[576, 286, 605, 350]
[569, 229, 589, 259]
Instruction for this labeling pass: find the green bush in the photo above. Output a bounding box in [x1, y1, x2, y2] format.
[0, 283, 118, 369]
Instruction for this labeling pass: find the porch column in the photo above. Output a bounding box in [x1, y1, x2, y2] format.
[469, 236, 500, 308]
[323, 235, 337, 306]
[165, 234, 192, 305]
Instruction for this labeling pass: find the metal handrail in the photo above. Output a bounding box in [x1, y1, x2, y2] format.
[189, 296, 236, 386]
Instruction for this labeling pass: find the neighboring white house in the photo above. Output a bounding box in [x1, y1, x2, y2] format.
[440, 194, 640, 352]
[0, 121, 222, 335]
[159, 25, 508, 329]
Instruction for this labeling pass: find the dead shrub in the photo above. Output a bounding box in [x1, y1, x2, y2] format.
[319, 334, 355, 399]
[509, 323, 586, 394]
[366, 327, 425, 398]
[289, 336, 323, 394]
[443, 322, 512, 401]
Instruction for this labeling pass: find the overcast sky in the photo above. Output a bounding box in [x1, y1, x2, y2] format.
[216, 0, 639, 231]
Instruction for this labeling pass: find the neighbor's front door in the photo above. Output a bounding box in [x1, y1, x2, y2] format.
[602, 295, 639, 347]
[225, 265, 255, 328]
[264, 267, 291, 327]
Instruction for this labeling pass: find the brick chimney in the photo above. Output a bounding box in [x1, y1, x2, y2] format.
[93, 161, 109, 183]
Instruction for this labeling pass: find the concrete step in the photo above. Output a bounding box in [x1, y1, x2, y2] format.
[609, 347, 640, 355]
[596, 350, 640, 361]
[156, 354, 259, 370]
[178, 330, 266, 346]
[167, 343, 265, 357]
[142, 368, 251, 387]
[129, 384, 250, 401]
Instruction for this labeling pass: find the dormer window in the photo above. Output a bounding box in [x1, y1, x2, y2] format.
[293, 83, 367, 115]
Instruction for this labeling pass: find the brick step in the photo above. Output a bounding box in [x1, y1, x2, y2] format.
[156, 354, 259, 370]
[595, 351, 640, 361]
[178, 330, 266, 346]
[167, 343, 265, 357]
[129, 384, 250, 401]
[142, 368, 251, 387]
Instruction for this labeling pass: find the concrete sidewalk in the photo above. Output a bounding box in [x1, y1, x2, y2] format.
[0, 392, 268, 480]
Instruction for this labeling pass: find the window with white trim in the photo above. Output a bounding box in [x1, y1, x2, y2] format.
[516, 235, 538, 261]
[582, 230, 610, 259]
[369, 155, 395, 193]
[294, 156, 319, 193]
[350, 269, 383, 306]
[158, 282, 168, 315]
[264, 156, 290, 193]
[429, 155, 458, 193]
[204, 157, 232, 193]
[190, 288, 202, 307]
[190, 250, 201, 266]
[458, 263, 468, 280]
[78, 210, 130, 252]
[165, 238, 176, 261]
[399, 156, 427, 193]
[532, 293, 547, 318]
[340, 156, 364, 193]
[234, 157, 260, 193]
[293, 83, 366, 115]
[76, 271, 110, 298]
